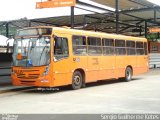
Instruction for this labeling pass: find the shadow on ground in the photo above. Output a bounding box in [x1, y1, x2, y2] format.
[20, 78, 142, 94]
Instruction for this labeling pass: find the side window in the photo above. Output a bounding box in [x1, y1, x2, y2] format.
[144, 42, 148, 55]
[72, 35, 87, 55]
[115, 40, 126, 55]
[102, 38, 114, 55]
[126, 41, 136, 55]
[87, 37, 102, 55]
[54, 37, 69, 60]
[136, 42, 144, 55]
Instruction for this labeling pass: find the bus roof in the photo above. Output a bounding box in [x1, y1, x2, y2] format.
[18, 26, 147, 42]
[52, 27, 147, 42]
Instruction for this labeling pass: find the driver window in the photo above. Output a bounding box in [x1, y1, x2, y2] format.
[54, 36, 69, 61]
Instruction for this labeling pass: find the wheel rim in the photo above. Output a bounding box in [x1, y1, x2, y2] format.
[126, 70, 131, 80]
[73, 75, 81, 86]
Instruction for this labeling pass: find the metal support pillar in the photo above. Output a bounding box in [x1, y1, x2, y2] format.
[71, 6, 74, 29]
[139, 26, 142, 36]
[145, 21, 147, 38]
[28, 20, 31, 27]
[94, 24, 97, 32]
[6, 22, 9, 37]
[154, 10, 157, 22]
[115, 0, 119, 34]
[83, 15, 86, 29]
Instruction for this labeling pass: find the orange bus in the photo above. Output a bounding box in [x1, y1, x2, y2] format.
[11, 26, 149, 89]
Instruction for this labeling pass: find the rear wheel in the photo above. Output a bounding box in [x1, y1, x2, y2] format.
[124, 67, 133, 82]
[72, 71, 83, 90]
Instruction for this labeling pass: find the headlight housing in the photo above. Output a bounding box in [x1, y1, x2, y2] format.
[43, 65, 50, 76]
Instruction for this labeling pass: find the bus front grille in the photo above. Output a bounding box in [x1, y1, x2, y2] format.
[28, 74, 40, 79]
[17, 74, 40, 79]
[17, 74, 25, 78]
[20, 80, 35, 85]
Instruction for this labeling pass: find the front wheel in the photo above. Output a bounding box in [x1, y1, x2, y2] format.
[72, 71, 83, 90]
[124, 67, 133, 82]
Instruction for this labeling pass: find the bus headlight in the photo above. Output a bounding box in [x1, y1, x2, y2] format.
[40, 80, 49, 83]
[43, 65, 50, 76]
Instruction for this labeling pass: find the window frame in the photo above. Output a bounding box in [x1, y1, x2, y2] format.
[102, 38, 114, 55]
[126, 40, 136, 55]
[53, 36, 69, 61]
[115, 39, 126, 55]
[87, 36, 102, 55]
[72, 35, 87, 56]
[136, 41, 144, 55]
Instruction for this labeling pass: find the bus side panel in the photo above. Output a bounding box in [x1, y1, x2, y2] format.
[53, 58, 72, 87]
[134, 55, 149, 75]
[115, 56, 126, 78]
[125, 56, 137, 75]
[72, 56, 88, 80]
[99, 56, 116, 80]
[86, 56, 99, 82]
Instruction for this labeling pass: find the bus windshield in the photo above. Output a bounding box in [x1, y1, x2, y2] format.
[12, 36, 51, 67]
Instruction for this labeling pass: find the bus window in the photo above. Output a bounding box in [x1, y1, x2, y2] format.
[115, 40, 126, 55]
[72, 35, 87, 55]
[136, 42, 144, 55]
[102, 38, 114, 55]
[87, 37, 102, 55]
[126, 41, 136, 55]
[54, 37, 69, 61]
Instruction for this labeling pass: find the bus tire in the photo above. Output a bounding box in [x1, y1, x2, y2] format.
[124, 67, 133, 82]
[72, 71, 83, 90]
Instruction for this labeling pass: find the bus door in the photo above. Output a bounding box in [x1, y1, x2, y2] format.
[53, 33, 72, 86]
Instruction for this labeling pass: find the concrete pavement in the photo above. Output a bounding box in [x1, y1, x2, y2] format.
[0, 69, 160, 113]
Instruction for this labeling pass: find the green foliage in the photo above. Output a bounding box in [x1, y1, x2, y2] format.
[147, 33, 160, 41]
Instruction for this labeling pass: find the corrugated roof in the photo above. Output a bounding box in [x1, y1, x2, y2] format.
[91, 0, 155, 10]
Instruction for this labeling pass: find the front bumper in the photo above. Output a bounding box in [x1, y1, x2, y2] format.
[11, 74, 53, 87]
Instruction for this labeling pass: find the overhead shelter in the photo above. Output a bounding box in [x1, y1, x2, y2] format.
[92, 0, 160, 33]
[0, 0, 160, 37]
